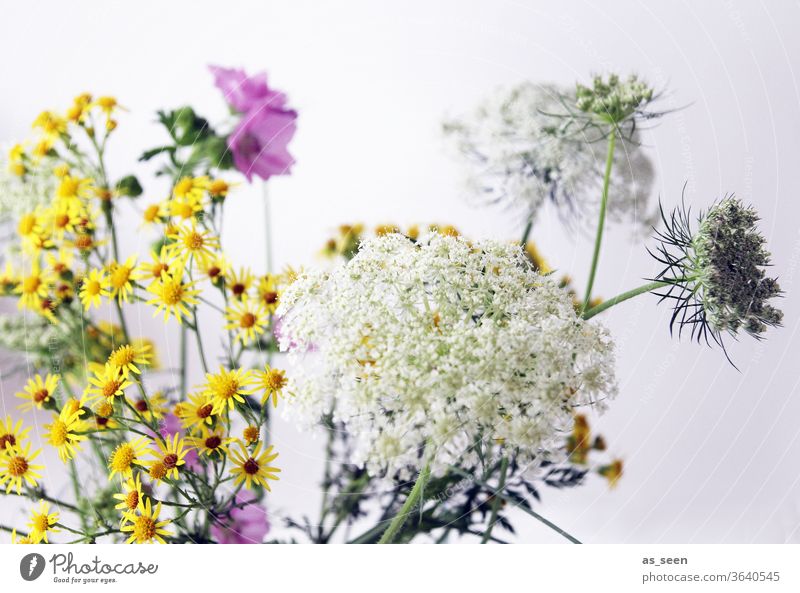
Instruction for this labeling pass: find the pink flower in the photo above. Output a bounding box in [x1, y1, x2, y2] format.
[211, 493, 270, 544]
[209, 65, 298, 182]
[209, 65, 286, 114]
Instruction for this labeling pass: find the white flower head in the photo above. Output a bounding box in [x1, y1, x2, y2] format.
[443, 83, 655, 233]
[278, 233, 617, 477]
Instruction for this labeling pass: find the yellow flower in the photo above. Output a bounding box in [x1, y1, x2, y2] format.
[242, 425, 260, 444]
[256, 274, 281, 313]
[177, 392, 216, 435]
[0, 416, 31, 453]
[16, 373, 59, 412]
[254, 365, 288, 408]
[121, 496, 171, 544]
[0, 441, 44, 494]
[202, 366, 256, 413]
[167, 195, 203, 220]
[94, 96, 121, 115]
[87, 363, 132, 402]
[108, 342, 152, 377]
[15, 262, 53, 311]
[45, 405, 87, 462]
[141, 246, 173, 283]
[11, 529, 34, 544]
[173, 176, 209, 202]
[199, 253, 230, 286]
[113, 472, 144, 516]
[66, 93, 92, 123]
[143, 433, 189, 482]
[107, 256, 143, 303]
[166, 222, 220, 268]
[17, 211, 41, 239]
[524, 241, 552, 274]
[229, 441, 280, 491]
[599, 460, 624, 488]
[32, 111, 67, 139]
[208, 179, 237, 199]
[127, 391, 167, 423]
[0, 262, 17, 295]
[79, 268, 111, 310]
[225, 266, 254, 300]
[93, 400, 119, 431]
[27, 500, 60, 543]
[146, 271, 199, 324]
[108, 436, 149, 480]
[224, 299, 268, 344]
[56, 175, 93, 204]
[132, 337, 160, 370]
[187, 430, 233, 457]
[141, 202, 166, 227]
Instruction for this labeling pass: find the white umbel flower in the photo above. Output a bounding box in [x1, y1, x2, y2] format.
[0, 150, 57, 220]
[443, 83, 655, 232]
[278, 233, 617, 477]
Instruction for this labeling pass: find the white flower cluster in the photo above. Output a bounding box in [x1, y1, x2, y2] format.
[278, 233, 617, 477]
[443, 83, 656, 232]
[0, 150, 57, 221]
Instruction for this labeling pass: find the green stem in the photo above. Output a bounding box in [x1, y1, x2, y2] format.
[180, 324, 188, 396]
[378, 446, 432, 544]
[520, 212, 534, 246]
[581, 131, 617, 313]
[481, 456, 509, 544]
[582, 280, 671, 320]
[192, 309, 209, 374]
[449, 466, 581, 544]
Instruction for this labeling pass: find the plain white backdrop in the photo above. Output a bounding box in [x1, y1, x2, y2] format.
[1, 0, 799, 543]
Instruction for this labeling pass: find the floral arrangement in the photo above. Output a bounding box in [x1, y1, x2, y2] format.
[0, 69, 783, 545]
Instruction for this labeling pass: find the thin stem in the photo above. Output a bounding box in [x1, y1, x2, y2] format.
[582, 280, 671, 320]
[449, 466, 582, 544]
[263, 182, 273, 275]
[481, 456, 509, 544]
[192, 308, 209, 374]
[581, 131, 617, 313]
[378, 444, 432, 544]
[520, 211, 534, 246]
[180, 324, 188, 396]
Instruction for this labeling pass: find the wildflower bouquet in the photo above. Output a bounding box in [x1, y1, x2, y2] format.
[0, 66, 296, 543]
[0, 68, 784, 546]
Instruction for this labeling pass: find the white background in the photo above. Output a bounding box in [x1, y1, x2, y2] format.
[1, 0, 799, 543]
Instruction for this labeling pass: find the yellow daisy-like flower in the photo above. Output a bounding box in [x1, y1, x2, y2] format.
[17, 211, 42, 240]
[242, 425, 260, 444]
[113, 472, 144, 516]
[202, 366, 256, 413]
[27, 500, 60, 544]
[127, 391, 168, 423]
[186, 430, 233, 458]
[107, 256, 143, 303]
[32, 110, 67, 139]
[141, 246, 173, 283]
[11, 529, 34, 544]
[79, 268, 111, 311]
[108, 436, 149, 481]
[94, 96, 121, 115]
[0, 441, 44, 494]
[66, 93, 92, 123]
[254, 365, 288, 408]
[132, 337, 160, 371]
[199, 253, 229, 286]
[0, 416, 31, 453]
[56, 175, 93, 204]
[208, 178, 235, 199]
[141, 202, 166, 227]
[93, 400, 119, 431]
[229, 441, 281, 491]
[87, 363, 132, 402]
[225, 267, 254, 300]
[166, 222, 220, 268]
[45, 248, 74, 277]
[224, 299, 269, 345]
[45, 405, 87, 462]
[177, 392, 216, 435]
[256, 274, 281, 313]
[0, 262, 17, 295]
[143, 433, 189, 483]
[167, 195, 203, 220]
[173, 176, 209, 202]
[121, 496, 171, 544]
[46, 200, 81, 239]
[108, 342, 152, 377]
[16, 373, 59, 412]
[146, 271, 199, 324]
[15, 262, 53, 311]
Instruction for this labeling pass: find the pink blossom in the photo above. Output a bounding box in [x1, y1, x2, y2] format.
[211, 492, 270, 544]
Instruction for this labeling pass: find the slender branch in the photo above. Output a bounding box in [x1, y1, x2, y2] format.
[481, 455, 509, 544]
[378, 444, 432, 544]
[581, 130, 617, 312]
[582, 280, 672, 320]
